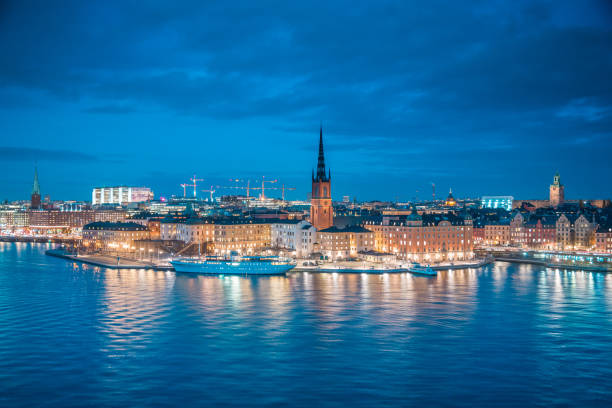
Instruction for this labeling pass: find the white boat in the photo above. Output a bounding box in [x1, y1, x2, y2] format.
[408, 262, 437, 276]
[171, 254, 296, 275]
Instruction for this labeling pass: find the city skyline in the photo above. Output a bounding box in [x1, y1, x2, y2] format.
[1, 1, 611, 201]
[2, 3, 612, 406]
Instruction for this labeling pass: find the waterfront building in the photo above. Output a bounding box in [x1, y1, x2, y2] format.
[82, 221, 150, 253]
[159, 213, 190, 241]
[481, 196, 513, 211]
[92, 186, 153, 205]
[364, 208, 474, 263]
[31, 167, 41, 209]
[0, 210, 29, 228]
[310, 127, 333, 231]
[212, 219, 272, 255]
[128, 212, 163, 239]
[556, 213, 596, 250]
[484, 222, 511, 246]
[595, 221, 612, 253]
[25, 209, 127, 234]
[161, 216, 273, 255]
[549, 172, 565, 207]
[524, 216, 557, 249]
[508, 212, 557, 249]
[574, 214, 596, 249]
[176, 218, 215, 245]
[317, 225, 374, 260]
[28, 210, 95, 232]
[472, 223, 485, 245]
[271, 220, 316, 257]
[510, 212, 526, 246]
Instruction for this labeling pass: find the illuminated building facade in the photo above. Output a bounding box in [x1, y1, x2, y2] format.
[271, 220, 316, 257]
[317, 225, 374, 260]
[310, 127, 333, 231]
[364, 208, 474, 262]
[595, 221, 612, 253]
[161, 217, 273, 255]
[481, 196, 513, 211]
[524, 217, 557, 249]
[26, 209, 127, 231]
[484, 223, 511, 246]
[92, 186, 153, 205]
[556, 213, 596, 250]
[82, 221, 150, 253]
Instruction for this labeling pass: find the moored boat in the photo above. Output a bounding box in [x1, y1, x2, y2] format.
[408, 262, 437, 276]
[171, 254, 295, 275]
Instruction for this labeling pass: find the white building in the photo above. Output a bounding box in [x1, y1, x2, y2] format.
[92, 186, 153, 205]
[271, 220, 316, 257]
[481, 196, 514, 211]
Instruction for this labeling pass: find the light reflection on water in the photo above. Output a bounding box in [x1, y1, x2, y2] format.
[1, 243, 611, 407]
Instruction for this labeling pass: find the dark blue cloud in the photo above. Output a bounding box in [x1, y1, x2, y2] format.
[0, 147, 99, 162]
[0, 0, 610, 200]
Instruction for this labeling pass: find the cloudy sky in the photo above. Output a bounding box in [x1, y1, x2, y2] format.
[0, 0, 611, 202]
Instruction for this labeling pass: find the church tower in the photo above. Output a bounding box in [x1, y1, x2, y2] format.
[311, 126, 333, 230]
[549, 172, 564, 207]
[31, 166, 41, 209]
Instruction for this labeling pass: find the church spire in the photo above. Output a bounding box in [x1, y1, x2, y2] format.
[32, 166, 40, 195]
[316, 125, 327, 181]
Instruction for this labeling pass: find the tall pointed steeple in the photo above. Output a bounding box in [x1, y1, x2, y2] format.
[32, 166, 40, 195]
[317, 126, 325, 179]
[315, 125, 329, 181]
[31, 166, 41, 209]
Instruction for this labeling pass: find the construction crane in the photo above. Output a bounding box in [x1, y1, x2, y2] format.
[280, 184, 296, 201]
[190, 174, 203, 198]
[217, 179, 256, 199]
[259, 176, 277, 200]
[431, 182, 436, 201]
[217, 178, 296, 201]
[179, 183, 191, 197]
[201, 186, 216, 202]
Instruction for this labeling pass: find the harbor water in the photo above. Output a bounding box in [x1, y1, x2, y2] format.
[1, 243, 612, 407]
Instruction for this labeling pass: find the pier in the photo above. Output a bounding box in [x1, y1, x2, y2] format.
[46, 249, 173, 270]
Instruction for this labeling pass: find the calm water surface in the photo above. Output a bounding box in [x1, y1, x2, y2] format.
[1, 243, 612, 407]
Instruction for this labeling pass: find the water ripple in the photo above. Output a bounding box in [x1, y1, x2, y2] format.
[0, 243, 611, 407]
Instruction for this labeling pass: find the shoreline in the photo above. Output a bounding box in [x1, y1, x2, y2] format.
[494, 256, 611, 272]
[40, 247, 612, 274]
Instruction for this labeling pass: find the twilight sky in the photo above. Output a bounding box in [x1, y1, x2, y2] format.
[0, 0, 611, 202]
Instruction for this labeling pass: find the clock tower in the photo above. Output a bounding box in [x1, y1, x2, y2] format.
[549, 172, 564, 207]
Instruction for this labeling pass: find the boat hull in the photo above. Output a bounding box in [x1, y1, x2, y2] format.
[408, 268, 437, 276]
[171, 260, 295, 275]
